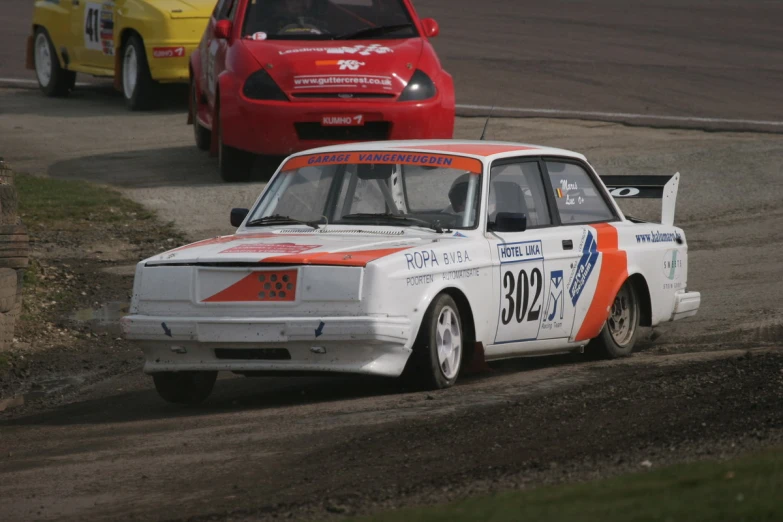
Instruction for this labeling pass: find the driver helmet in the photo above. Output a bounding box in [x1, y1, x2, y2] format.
[448, 174, 473, 213]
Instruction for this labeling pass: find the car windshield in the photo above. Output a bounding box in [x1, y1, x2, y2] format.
[242, 0, 417, 40]
[246, 151, 485, 230]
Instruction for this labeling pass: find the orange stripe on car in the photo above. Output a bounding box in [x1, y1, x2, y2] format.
[281, 152, 483, 174]
[574, 223, 628, 342]
[262, 247, 412, 267]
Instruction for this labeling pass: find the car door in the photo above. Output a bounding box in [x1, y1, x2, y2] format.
[71, 0, 115, 69]
[202, 0, 239, 111]
[485, 158, 586, 348]
[540, 157, 622, 342]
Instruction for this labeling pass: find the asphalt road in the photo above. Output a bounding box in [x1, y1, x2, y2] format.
[3, 0, 783, 131]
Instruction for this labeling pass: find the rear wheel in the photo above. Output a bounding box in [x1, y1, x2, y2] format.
[588, 279, 640, 358]
[152, 371, 217, 405]
[404, 294, 463, 390]
[191, 79, 211, 150]
[122, 34, 158, 110]
[33, 28, 76, 97]
[216, 106, 253, 182]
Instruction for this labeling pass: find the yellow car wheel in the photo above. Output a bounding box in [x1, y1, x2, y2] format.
[122, 34, 158, 110]
[33, 28, 76, 97]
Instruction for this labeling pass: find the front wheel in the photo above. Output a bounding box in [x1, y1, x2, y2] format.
[404, 293, 464, 390]
[33, 28, 76, 97]
[152, 371, 217, 405]
[588, 279, 640, 358]
[121, 34, 158, 110]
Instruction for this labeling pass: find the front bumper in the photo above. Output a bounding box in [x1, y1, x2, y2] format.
[224, 95, 454, 156]
[672, 290, 700, 321]
[122, 314, 413, 377]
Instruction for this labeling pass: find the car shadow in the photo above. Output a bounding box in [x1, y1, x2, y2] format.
[0, 352, 592, 428]
[1, 82, 190, 117]
[46, 147, 283, 187]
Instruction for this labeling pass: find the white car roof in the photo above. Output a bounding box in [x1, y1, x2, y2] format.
[288, 139, 588, 163]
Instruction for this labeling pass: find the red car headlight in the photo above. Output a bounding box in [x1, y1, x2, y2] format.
[242, 69, 288, 101]
[398, 69, 437, 102]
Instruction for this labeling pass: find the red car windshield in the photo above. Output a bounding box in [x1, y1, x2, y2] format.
[242, 0, 417, 40]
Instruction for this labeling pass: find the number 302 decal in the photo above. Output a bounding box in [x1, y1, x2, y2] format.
[501, 268, 542, 325]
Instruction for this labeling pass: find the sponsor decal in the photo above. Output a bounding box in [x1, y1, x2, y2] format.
[497, 240, 544, 264]
[218, 243, 318, 254]
[442, 268, 479, 281]
[453, 231, 467, 238]
[153, 46, 186, 58]
[568, 230, 598, 306]
[662, 248, 683, 280]
[316, 59, 365, 70]
[293, 74, 392, 89]
[84, 2, 115, 56]
[406, 274, 434, 287]
[540, 270, 564, 331]
[404, 249, 471, 270]
[635, 230, 682, 244]
[248, 32, 267, 40]
[607, 187, 640, 197]
[322, 114, 364, 126]
[279, 44, 394, 56]
[282, 152, 483, 174]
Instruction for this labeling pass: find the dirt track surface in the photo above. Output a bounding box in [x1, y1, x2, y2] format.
[3, 0, 783, 130]
[1, 348, 781, 521]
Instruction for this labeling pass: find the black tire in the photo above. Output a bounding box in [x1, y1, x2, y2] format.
[587, 279, 640, 359]
[403, 293, 464, 390]
[191, 79, 211, 151]
[33, 28, 76, 97]
[152, 371, 218, 405]
[121, 34, 158, 111]
[216, 105, 253, 182]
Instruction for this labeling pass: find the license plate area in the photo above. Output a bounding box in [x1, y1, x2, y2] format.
[321, 114, 365, 126]
[197, 268, 298, 303]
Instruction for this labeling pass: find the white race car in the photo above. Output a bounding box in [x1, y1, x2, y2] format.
[122, 140, 701, 404]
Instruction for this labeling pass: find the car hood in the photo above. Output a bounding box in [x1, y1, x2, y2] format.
[144, 228, 459, 267]
[243, 38, 423, 95]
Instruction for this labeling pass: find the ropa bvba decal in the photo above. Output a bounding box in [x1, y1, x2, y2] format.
[404, 249, 472, 270]
[153, 47, 185, 58]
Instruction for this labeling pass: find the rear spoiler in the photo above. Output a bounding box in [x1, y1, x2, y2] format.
[600, 172, 680, 226]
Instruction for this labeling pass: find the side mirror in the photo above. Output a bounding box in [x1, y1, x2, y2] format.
[494, 212, 527, 232]
[231, 208, 249, 227]
[214, 20, 232, 40]
[420, 18, 439, 38]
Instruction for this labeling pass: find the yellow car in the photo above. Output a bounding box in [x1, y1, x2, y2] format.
[25, 0, 215, 110]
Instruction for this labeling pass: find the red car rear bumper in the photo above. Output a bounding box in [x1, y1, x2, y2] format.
[221, 93, 455, 156]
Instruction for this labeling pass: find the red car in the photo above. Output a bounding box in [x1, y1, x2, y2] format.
[188, 0, 455, 181]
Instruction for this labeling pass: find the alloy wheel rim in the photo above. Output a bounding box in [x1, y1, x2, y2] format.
[122, 45, 137, 99]
[608, 283, 637, 346]
[34, 34, 52, 87]
[436, 305, 461, 380]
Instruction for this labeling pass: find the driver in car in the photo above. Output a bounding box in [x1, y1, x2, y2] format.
[262, 0, 330, 34]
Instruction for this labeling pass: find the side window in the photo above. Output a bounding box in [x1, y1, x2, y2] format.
[488, 161, 551, 228]
[546, 161, 615, 224]
[214, 0, 236, 20]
